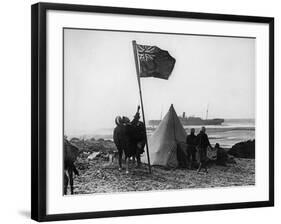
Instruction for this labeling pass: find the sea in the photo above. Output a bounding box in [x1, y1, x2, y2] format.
[69, 119, 255, 149]
[182, 119, 255, 148]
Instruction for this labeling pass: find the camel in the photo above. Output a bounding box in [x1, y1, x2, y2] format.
[64, 139, 80, 195]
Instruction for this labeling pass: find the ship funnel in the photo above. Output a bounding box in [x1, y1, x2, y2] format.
[182, 112, 185, 118]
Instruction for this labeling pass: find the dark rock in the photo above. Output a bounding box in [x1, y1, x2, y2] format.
[70, 137, 80, 143]
[228, 140, 255, 159]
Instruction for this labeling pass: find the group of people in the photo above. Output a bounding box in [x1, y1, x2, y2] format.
[113, 108, 228, 174]
[186, 126, 212, 173]
[113, 106, 146, 173]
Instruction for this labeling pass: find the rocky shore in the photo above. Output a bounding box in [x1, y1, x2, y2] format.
[66, 137, 255, 195]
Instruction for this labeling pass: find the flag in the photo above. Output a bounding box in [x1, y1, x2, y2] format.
[137, 44, 176, 80]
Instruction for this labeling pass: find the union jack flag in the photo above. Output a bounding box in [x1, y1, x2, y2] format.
[137, 45, 158, 62]
[135, 43, 176, 80]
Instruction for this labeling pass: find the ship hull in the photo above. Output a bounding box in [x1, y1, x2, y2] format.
[149, 118, 224, 126]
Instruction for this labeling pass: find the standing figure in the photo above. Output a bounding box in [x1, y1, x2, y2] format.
[186, 128, 197, 169]
[130, 106, 146, 167]
[122, 116, 134, 173]
[196, 126, 212, 173]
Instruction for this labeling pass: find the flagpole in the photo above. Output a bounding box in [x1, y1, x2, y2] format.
[132, 40, 152, 174]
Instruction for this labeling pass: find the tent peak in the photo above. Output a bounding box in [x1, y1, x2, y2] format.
[169, 104, 176, 113]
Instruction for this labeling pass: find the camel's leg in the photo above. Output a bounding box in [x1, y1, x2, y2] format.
[204, 162, 208, 173]
[73, 164, 79, 176]
[68, 168, 74, 194]
[118, 149, 123, 170]
[125, 157, 129, 174]
[197, 163, 202, 173]
[202, 151, 208, 173]
[64, 171, 68, 195]
[136, 154, 141, 168]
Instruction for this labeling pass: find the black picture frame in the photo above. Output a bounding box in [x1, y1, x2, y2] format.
[31, 2, 274, 222]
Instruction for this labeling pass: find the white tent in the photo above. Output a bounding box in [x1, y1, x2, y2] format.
[143, 104, 187, 168]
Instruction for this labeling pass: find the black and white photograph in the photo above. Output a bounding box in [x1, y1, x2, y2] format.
[63, 28, 256, 195]
[0, 0, 278, 223]
[30, 2, 274, 221]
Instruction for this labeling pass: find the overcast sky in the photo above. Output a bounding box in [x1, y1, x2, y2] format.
[64, 29, 255, 135]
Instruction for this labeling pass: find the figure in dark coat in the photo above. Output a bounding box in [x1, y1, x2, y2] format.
[131, 109, 146, 152]
[186, 128, 197, 169]
[196, 126, 212, 173]
[124, 106, 146, 168]
[113, 106, 146, 173]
